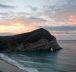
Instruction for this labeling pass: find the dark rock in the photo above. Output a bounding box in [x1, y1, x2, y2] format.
[0, 28, 62, 52]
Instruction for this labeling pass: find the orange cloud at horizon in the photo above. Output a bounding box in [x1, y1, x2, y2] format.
[0, 21, 39, 35]
[67, 16, 76, 25]
[50, 14, 76, 26]
[48, 21, 66, 26]
[0, 15, 76, 36]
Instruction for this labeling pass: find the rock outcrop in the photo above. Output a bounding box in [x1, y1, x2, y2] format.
[0, 28, 62, 52]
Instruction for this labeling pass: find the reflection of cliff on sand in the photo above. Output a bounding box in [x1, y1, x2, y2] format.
[0, 28, 62, 52]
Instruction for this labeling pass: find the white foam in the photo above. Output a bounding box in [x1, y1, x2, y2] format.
[0, 53, 39, 72]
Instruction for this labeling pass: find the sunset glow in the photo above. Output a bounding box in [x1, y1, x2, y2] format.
[67, 16, 76, 25]
[0, 22, 38, 34]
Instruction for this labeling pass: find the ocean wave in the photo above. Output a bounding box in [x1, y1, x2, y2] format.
[0, 53, 39, 72]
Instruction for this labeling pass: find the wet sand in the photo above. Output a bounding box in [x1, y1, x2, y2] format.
[0, 60, 26, 72]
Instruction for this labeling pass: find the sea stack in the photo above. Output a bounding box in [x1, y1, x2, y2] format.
[0, 28, 62, 52]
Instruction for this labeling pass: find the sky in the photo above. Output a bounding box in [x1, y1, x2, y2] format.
[0, 0, 76, 40]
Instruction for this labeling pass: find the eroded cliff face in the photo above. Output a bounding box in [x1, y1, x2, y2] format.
[0, 28, 62, 52]
[15, 38, 62, 52]
[15, 39, 50, 51]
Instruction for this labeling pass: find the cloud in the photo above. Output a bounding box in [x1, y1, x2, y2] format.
[0, 0, 76, 24]
[55, 0, 76, 21]
[0, 16, 44, 28]
[28, 16, 47, 22]
[41, 0, 76, 23]
[45, 26, 76, 31]
[0, 3, 14, 8]
[27, 6, 37, 11]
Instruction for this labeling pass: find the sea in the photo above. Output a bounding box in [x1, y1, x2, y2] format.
[0, 40, 76, 72]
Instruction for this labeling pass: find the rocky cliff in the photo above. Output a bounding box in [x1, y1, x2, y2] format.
[0, 28, 62, 52]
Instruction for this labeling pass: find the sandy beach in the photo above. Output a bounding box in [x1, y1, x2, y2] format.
[0, 60, 26, 72]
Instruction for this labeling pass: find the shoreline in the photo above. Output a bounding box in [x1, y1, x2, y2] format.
[0, 59, 26, 72]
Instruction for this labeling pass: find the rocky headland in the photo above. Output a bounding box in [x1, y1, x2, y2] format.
[0, 28, 62, 52]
